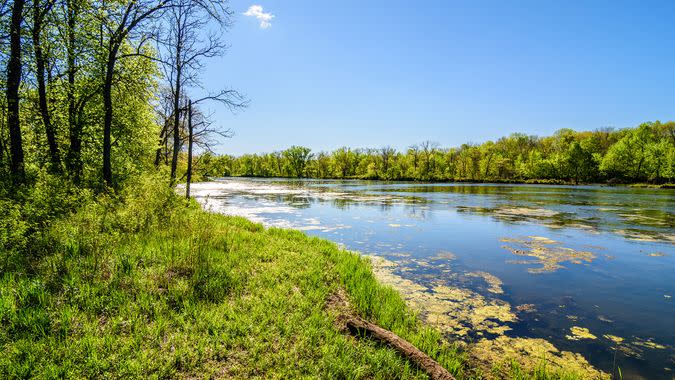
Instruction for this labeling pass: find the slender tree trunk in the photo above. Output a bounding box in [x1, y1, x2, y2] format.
[0, 126, 4, 167]
[0, 106, 6, 168]
[32, 1, 61, 172]
[164, 134, 170, 165]
[0, 113, 5, 169]
[154, 119, 169, 167]
[102, 47, 118, 187]
[170, 61, 182, 186]
[185, 100, 193, 199]
[66, 0, 82, 180]
[7, 0, 25, 183]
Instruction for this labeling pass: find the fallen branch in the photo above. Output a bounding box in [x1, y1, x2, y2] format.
[327, 290, 455, 379]
[345, 316, 456, 380]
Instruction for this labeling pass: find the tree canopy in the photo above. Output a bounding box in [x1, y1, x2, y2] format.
[204, 122, 675, 184]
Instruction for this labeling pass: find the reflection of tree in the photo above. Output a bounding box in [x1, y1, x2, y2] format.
[405, 204, 430, 220]
[378, 201, 393, 212]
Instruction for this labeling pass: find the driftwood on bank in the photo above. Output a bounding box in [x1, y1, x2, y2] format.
[328, 290, 455, 380]
[345, 316, 456, 380]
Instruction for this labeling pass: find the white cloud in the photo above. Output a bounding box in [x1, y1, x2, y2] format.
[243, 5, 274, 29]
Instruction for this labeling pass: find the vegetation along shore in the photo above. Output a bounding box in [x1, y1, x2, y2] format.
[196, 122, 675, 186]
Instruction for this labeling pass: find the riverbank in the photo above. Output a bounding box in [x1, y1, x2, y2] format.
[1, 177, 601, 378]
[220, 175, 675, 188]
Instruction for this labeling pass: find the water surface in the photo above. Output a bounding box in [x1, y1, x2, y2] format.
[192, 178, 675, 379]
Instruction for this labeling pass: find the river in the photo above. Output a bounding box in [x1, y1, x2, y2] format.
[191, 178, 674, 379]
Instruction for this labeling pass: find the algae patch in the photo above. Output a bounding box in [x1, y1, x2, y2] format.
[515, 304, 536, 313]
[603, 334, 624, 344]
[614, 229, 675, 244]
[500, 236, 596, 273]
[633, 337, 667, 350]
[566, 326, 597, 341]
[369, 256, 515, 337]
[432, 250, 457, 260]
[367, 256, 608, 379]
[471, 336, 608, 379]
[467, 271, 504, 294]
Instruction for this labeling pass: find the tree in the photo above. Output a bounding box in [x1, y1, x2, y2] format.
[566, 141, 594, 184]
[185, 100, 193, 197]
[600, 124, 654, 181]
[31, 0, 61, 171]
[6, 0, 26, 182]
[378, 146, 395, 179]
[283, 146, 311, 178]
[99, 0, 173, 186]
[332, 147, 355, 178]
[62, 0, 91, 181]
[419, 140, 438, 180]
[156, 0, 243, 186]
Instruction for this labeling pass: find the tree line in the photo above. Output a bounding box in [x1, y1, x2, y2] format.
[0, 0, 242, 192]
[198, 122, 675, 184]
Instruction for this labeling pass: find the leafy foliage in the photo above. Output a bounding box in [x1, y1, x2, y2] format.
[209, 122, 675, 184]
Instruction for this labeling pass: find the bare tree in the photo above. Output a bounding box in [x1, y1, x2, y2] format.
[157, 0, 233, 186]
[153, 86, 175, 166]
[182, 98, 235, 197]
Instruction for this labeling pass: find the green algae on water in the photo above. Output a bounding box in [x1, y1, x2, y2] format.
[467, 271, 504, 294]
[566, 326, 597, 341]
[500, 236, 596, 273]
[471, 336, 609, 379]
[368, 256, 608, 379]
[603, 334, 624, 344]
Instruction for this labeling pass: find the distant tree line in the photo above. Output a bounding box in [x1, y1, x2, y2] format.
[197, 122, 675, 184]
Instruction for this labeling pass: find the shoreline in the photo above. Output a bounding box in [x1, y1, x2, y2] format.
[214, 175, 675, 189]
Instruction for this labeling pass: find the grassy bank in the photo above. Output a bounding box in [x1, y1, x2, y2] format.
[1, 176, 590, 379]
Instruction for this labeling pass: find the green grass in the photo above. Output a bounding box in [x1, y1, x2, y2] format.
[0, 176, 588, 379]
[0, 178, 467, 379]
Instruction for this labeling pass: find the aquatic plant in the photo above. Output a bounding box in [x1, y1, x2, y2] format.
[501, 236, 596, 273]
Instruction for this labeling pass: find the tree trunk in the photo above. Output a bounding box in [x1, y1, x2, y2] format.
[154, 118, 169, 167]
[7, 0, 26, 183]
[32, 1, 61, 172]
[102, 47, 118, 187]
[66, 0, 82, 180]
[170, 61, 182, 186]
[185, 100, 193, 199]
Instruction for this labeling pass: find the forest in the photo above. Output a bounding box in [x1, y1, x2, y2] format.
[201, 122, 675, 184]
[0, 0, 241, 192]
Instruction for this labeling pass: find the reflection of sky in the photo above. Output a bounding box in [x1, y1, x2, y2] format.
[191, 179, 675, 379]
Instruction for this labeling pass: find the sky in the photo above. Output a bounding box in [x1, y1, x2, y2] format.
[198, 0, 675, 155]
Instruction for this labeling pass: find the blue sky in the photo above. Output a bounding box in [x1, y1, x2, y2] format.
[200, 0, 675, 155]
